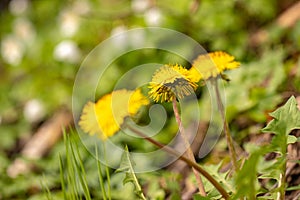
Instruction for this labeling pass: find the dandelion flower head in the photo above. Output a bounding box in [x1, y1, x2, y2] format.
[79, 89, 149, 140]
[190, 51, 240, 81]
[148, 64, 197, 103]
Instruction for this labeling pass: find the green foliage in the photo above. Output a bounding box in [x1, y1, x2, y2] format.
[138, 171, 181, 200]
[1, 0, 300, 199]
[262, 96, 300, 137]
[260, 96, 300, 198]
[95, 144, 110, 200]
[233, 96, 300, 199]
[198, 163, 231, 199]
[116, 145, 146, 200]
[193, 194, 212, 200]
[232, 151, 262, 199]
[59, 132, 91, 200]
[58, 131, 140, 200]
[197, 96, 300, 199]
[226, 49, 286, 122]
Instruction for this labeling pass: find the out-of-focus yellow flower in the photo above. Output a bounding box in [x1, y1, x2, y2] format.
[79, 89, 149, 140]
[190, 51, 240, 81]
[148, 64, 197, 103]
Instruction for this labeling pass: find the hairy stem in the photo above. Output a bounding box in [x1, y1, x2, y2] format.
[127, 125, 230, 199]
[172, 99, 206, 196]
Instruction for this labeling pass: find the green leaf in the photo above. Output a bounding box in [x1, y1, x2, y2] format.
[116, 146, 146, 200]
[286, 184, 300, 191]
[262, 96, 300, 136]
[232, 151, 263, 200]
[287, 135, 297, 144]
[193, 194, 212, 200]
[260, 96, 300, 199]
[194, 163, 231, 199]
[262, 96, 300, 154]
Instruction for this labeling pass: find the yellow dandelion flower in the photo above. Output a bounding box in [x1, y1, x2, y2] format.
[128, 89, 150, 115]
[148, 64, 197, 103]
[190, 51, 240, 81]
[79, 89, 149, 140]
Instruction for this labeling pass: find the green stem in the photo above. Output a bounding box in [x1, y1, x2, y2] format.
[127, 125, 230, 199]
[278, 145, 286, 200]
[212, 78, 238, 172]
[126, 146, 147, 200]
[172, 99, 206, 196]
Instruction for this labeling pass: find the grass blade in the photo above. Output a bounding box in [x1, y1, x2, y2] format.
[95, 144, 107, 200]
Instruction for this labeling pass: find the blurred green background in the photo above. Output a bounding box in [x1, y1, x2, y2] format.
[0, 0, 300, 199]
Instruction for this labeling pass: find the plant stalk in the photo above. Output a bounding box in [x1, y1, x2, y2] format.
[127, 125, 230, 199]
[172, 99, 206, 196]
[212, 78, 239, 172]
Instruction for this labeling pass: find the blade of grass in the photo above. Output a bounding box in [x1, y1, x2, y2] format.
[103, 142, 112, 200]
[64, 132, 78, 200]
[40, 176, 53, 200]
[59, 154, 67, 200]
[71, 136, 91, 200]
[95, 144, 107, 200]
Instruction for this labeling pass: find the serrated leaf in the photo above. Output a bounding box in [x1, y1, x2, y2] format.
[262, 96, 300, 136]
[203, 162, 232, 192]
[262, 96, 300, 153]
[260, 96, 300, 199]
[115, 146, 146, 200]
[197, 162, 231, 199]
